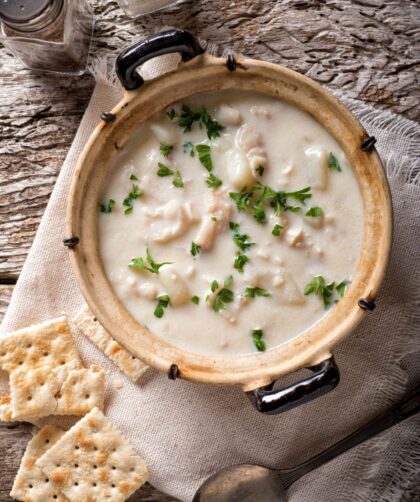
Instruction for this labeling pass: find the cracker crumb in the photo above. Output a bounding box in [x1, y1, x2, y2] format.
[114, 379, 124, 389]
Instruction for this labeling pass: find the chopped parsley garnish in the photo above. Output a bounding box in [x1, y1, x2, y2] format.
[243, 287, 271, 298]
[160, 143, 173, 157]
[99, 199, 116, 214]
[229, 189, 253, 212]
[328, 152, 342, 172]
[172, 171, 184, 188]
[157, 162, 174, 177]
[128, 248, 171, 275]
[209, 277, 235, 312]
[229, 183, 311, 223]
[251, 329, 266, 352]
[305, 207, 324, 217]
[123, 184, 143, 215]
[166, 109, 176, 120]
[183, 141, 195, 157]
[206, 173, 222, 188]
[154, 295, 170, 318]
[224, 275, 233, 288]
[336, 280, 349, 298]
[234, 253, 249, 273]
[191, 241, 201, 256]
[272, 224, 283, 236]
[211, 280, 219, 292]
[304, 275, 335, 309]
[191, 296, 200, 305]
[229, 221, 255, 252]
[176, 105, 224, 139]
[256, 165, 265, 177]
[196, 144, 213, 172]
[129, 174, 138, 181]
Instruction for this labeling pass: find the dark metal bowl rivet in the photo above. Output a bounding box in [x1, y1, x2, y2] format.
[226, 54, 237, 72]
[361, 136, 377, 151]
[100, 112, 116, 123]
[63, 237, 80, 248]
[168, 364, 180, 380]
[358, 298, 376, 311]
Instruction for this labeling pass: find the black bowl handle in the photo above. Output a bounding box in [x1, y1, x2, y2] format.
[116, 29, 205, 91]
[246, 356, 340, 415]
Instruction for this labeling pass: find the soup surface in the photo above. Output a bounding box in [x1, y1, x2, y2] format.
[98, 90, 363, 356]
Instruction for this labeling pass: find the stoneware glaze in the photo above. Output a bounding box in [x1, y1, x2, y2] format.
[67, 30, 392, 414]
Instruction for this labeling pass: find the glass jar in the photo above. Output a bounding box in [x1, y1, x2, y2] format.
[0, 0, 94, 75]
[116, 0, 180, 18]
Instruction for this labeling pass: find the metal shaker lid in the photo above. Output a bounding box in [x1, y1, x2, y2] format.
[0, 0, 53, 24]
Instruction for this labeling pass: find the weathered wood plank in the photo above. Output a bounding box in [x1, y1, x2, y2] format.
[0, 285, 14, 324]
[0, 0, 419, 278]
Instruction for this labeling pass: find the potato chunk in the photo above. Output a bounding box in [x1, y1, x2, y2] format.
[149, 122, 179, 145]
[159, 264, 190, 306]
[225, 148, 255, 190]
[273, 271, 305, 305]
[304, 147, 329, 190]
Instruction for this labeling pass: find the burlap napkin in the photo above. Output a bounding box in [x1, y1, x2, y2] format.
[1, 53, 419, 502]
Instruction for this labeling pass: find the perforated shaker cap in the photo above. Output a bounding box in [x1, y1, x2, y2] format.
[0, 0, 53, 24]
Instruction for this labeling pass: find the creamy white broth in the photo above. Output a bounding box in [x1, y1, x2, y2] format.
[98, 90, 363, 356]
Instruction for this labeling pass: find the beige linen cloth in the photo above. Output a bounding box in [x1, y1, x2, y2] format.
[1, 53, 419, 502]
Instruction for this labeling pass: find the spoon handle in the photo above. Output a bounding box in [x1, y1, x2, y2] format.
[280, 385, 420, 489]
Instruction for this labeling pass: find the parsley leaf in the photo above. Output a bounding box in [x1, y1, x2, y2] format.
[129, 248, 171, 275]
[196, 144, 213, 172]
[191, 241, 201, 256]
[305, 207, 324, 217]
[172, 171, 184, 188]
[234, 253, 249, 273]
[206, 173, 222, 188]
[213, 287, 234, 312]
[304, 275, 335, 308]
[183, 141, 195, 157]
[154, 295, 170, 318]
[336, 280, 349, 298]
[129, 174, 138, 181]
[243, 287, 271, 298]
[99, 199, 116, 214]
[160, 143, 173, 157]
[191, 296, 200, 305]
[251, 329, 266, 352]
[224, 275, 233, 288]
[166, 109, 176, 120]
[272, 224, 283, 236]
[157, 162, 174, 177]
[230, 183, 311, 223]
[229, 221, 255, 252]
[229, 189, 253, 212]
[177, 105, 224, 139]
[328, 152, 342, 172]
[211, 280, 219, 293]
[123, 184, 143, 215]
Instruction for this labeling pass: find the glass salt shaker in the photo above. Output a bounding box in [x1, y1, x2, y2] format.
[0, 0, 94, 75]
[116, 0, 180, 18]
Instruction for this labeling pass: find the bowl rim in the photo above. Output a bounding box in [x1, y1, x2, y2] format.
[67, 53, 393, 391]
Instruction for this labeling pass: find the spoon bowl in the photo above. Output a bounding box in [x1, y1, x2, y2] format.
[193, 464, 286, 502]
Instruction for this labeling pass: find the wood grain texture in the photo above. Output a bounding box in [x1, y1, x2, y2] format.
[0, 1, 418, 500]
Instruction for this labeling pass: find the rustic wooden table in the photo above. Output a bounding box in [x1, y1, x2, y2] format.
[0, 0, 418, 500]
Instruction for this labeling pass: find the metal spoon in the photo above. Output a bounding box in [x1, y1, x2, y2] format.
[193, 385, 420, 502]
